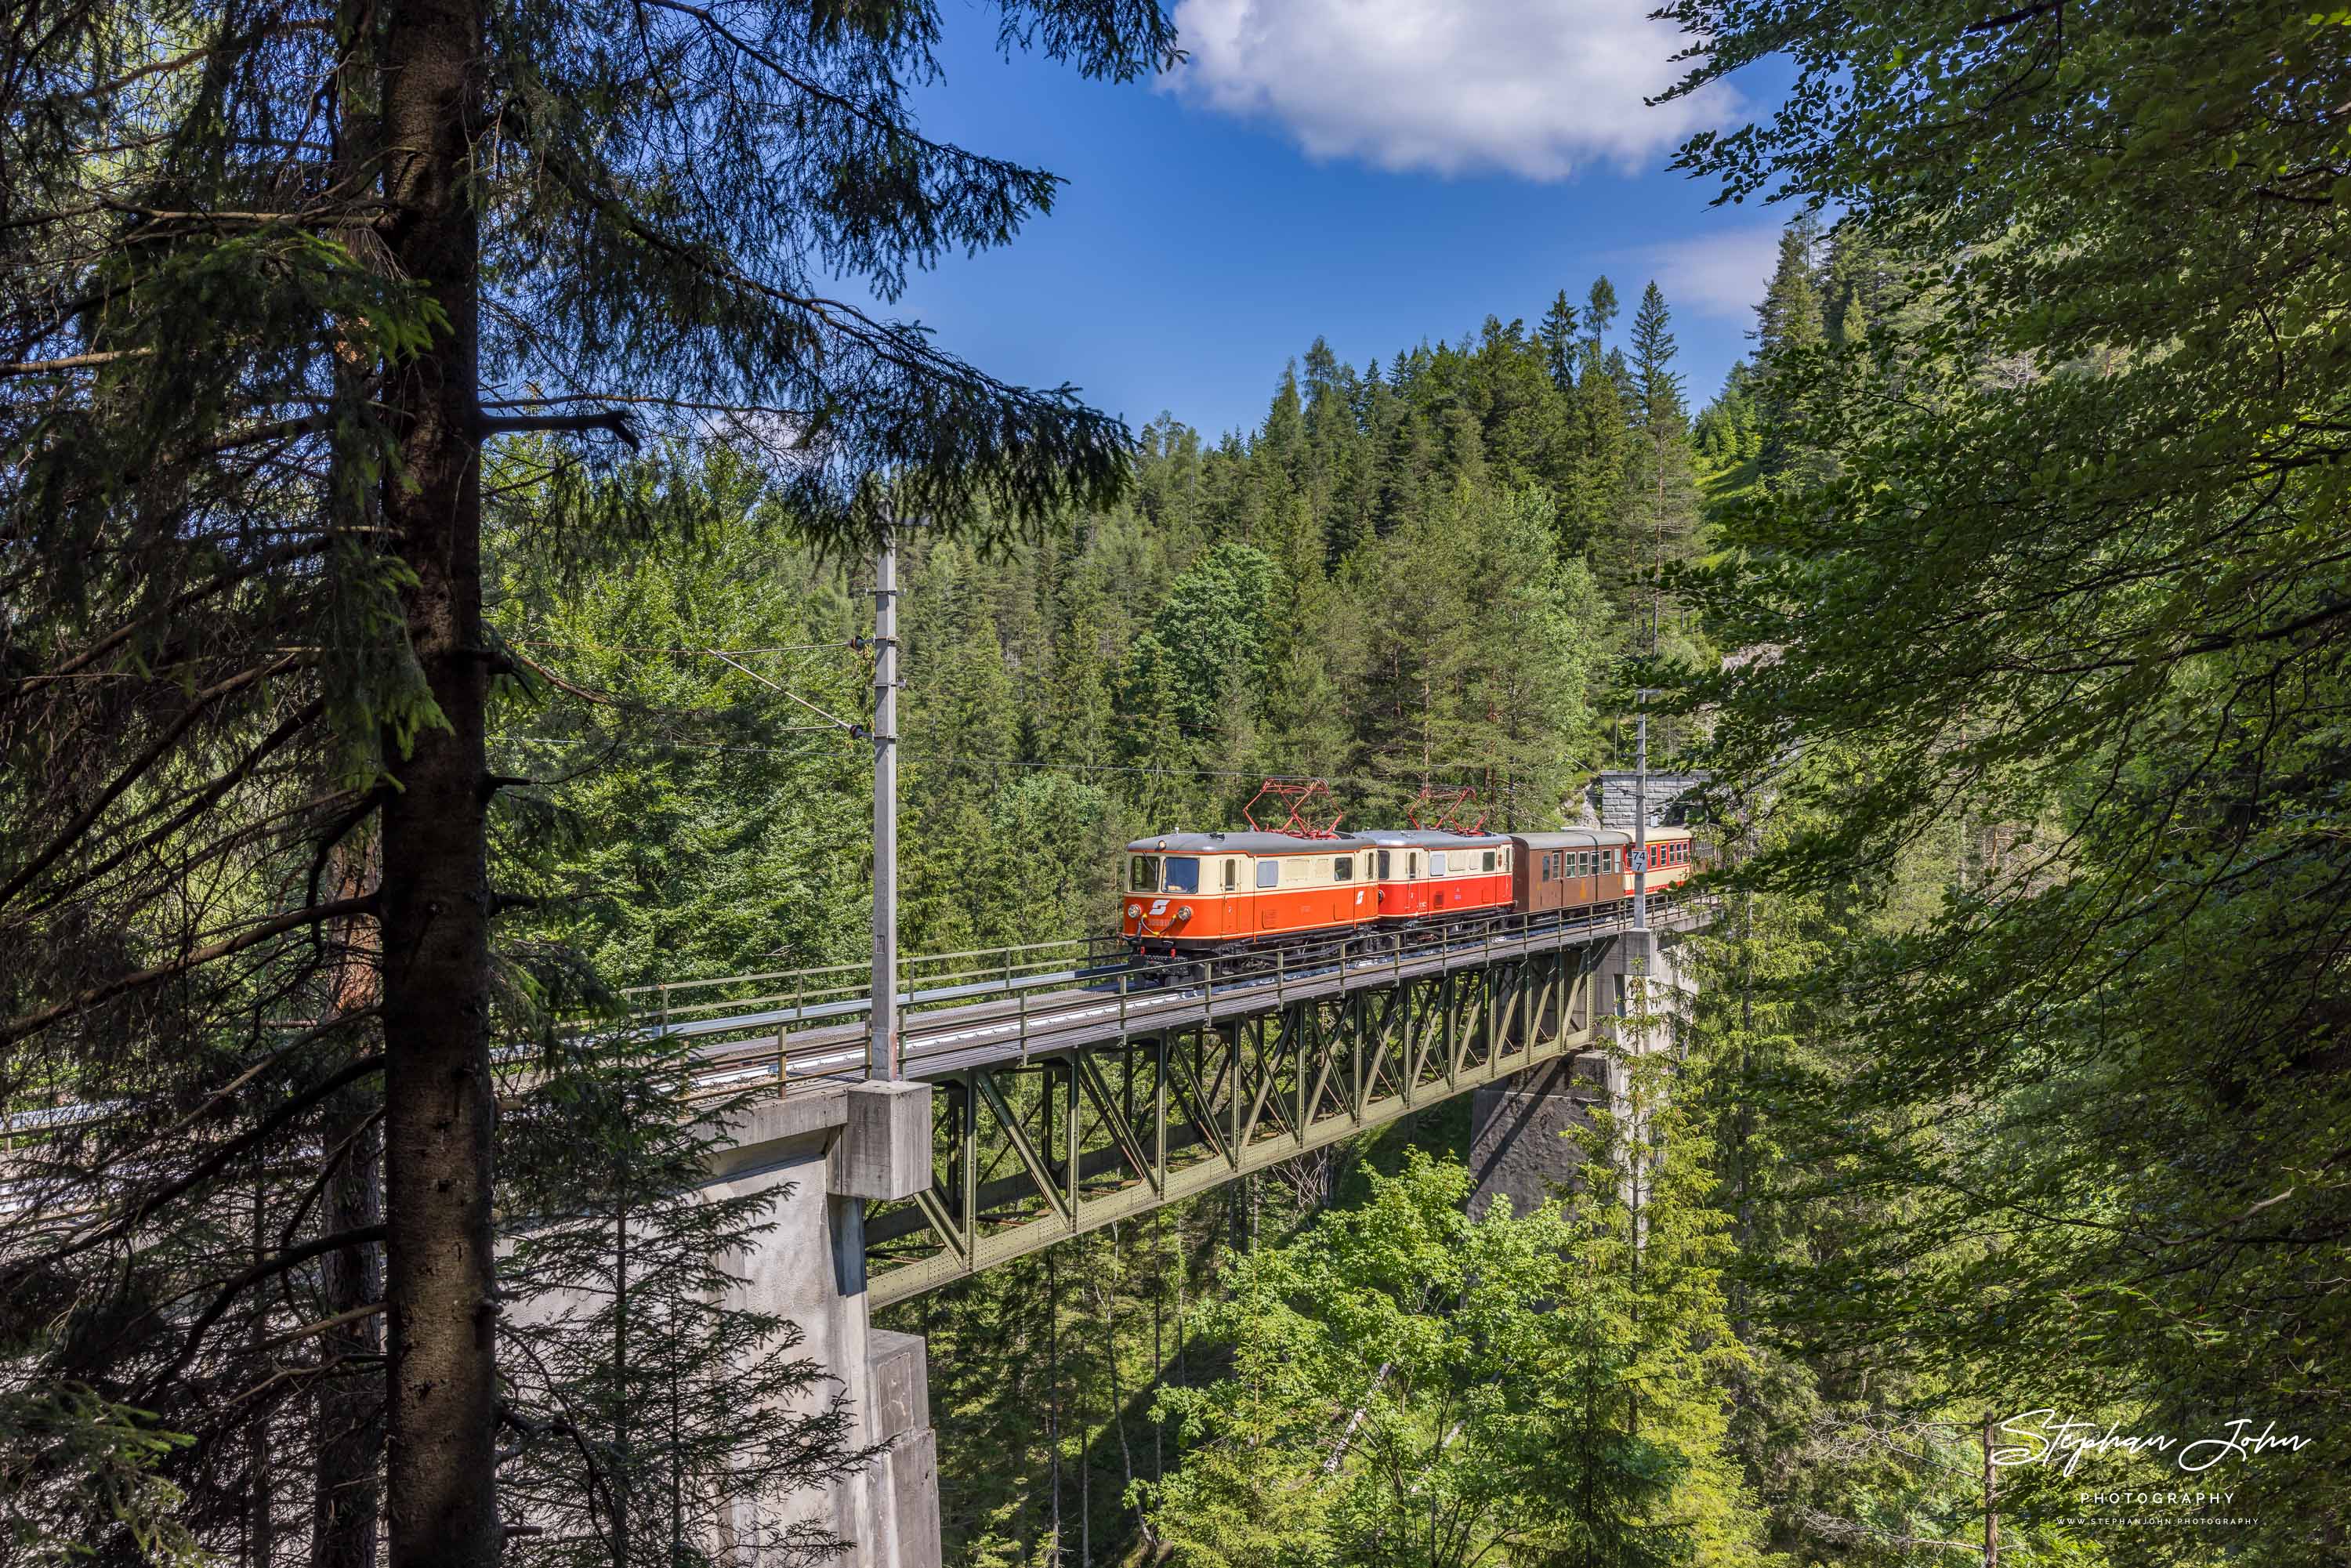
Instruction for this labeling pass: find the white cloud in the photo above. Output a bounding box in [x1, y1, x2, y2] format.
[1628, 222, 1784, 320]
[1165, 0, 1734, 181]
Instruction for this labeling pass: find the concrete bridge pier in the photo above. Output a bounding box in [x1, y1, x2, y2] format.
[1469, 925, 1695, 1219]
[705, 1081, 942, 1566]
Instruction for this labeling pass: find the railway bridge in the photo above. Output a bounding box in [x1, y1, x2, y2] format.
[649, 895, 1712, 1564]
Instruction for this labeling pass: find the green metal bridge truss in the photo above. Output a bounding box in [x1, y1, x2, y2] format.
[860, 929, 1611, 1306]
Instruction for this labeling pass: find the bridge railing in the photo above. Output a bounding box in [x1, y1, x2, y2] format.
[660, 888, 1718, 1098]
[5, 892, 1717, 1140]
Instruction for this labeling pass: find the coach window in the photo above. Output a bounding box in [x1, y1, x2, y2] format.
[1334, 856, 1353, 881]
[1429, 852, 1447, 876]
[1129, 855, 1157, 893]
[1257, 860, 1280, 889]
[1483, 850, 1496, 873]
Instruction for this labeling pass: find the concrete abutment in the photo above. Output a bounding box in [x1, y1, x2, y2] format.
[705, 1081, 940, 1565]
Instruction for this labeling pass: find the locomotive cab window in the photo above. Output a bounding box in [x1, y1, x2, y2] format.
[1483, 850, 1496, 873]
[1333, 856, 1353, 881]
[1257, 860, 1279, 889]
[1377, 850, 1393, 878]
[1129, 856, 1158, 893]
[1163, 856, 1201, 893]
[1224, 860, 1239, 890]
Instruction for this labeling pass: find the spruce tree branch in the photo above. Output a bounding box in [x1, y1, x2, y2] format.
[478, 391, 800, 419]
[146, 1223, 390, 1396]
[252, 1299, 386, 1356]
[161, 1009, 382, 1150]
[0, 651, 314, 913]
[632, 0, 1055, 186]
[478, 409, 639, 449]
[27, 700, 326, 921]
[0, 898, 379, 1050]
[37, 18, 337, 106]
[5, 537, 335, 692]
[504, 648, 621, 707]
[10, 1047, 387, 1269]
[528, 139, 1053, 406]
[0, 349, 153, 377]
[273, 1107, 387, 1258]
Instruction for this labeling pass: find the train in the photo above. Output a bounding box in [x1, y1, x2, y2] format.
[1118, 820, 1697, 964]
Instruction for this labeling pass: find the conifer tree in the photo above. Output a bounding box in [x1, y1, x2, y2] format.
[1584, 276, 1621, 349]
[1562, 338, 1630, 560]
[1540, 290, 1581, 393]
[0, 4, 1178, 1563]
[1141, 1152, 1761, 1568]
[1750, 220, 1825, 485]
[1625, 284, 1699, 667]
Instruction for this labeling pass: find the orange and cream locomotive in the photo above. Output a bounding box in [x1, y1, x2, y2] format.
[1120, 820, 1696, 961]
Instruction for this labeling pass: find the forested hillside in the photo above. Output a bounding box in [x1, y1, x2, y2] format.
[493, 286, 1706, 983]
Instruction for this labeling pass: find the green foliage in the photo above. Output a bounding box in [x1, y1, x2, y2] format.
[0, 1385, 197, 1566]
[1137, 542, 1283, 731]
[491, 448, 873, 987]
[1141, 1150, 1760, 1568]
[1656, 0, 2351, 1559]
[4, 1, 1185, 1559]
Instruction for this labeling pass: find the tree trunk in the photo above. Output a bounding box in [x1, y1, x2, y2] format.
[376, 0, 498, 1562]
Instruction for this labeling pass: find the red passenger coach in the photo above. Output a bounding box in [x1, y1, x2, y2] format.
[1355, 830, 1513, 926]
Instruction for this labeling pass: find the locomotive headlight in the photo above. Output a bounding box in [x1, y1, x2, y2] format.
[1127, 904, 1142, 919]
[1177, 905, 1193, 920]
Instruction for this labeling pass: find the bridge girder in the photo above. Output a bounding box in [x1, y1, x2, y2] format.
[864, 936, 1607, 1306]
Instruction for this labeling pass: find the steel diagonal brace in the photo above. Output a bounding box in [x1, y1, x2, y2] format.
[1358, 990, 1399, 1117]
[910, 1186, 969, 1262]
[973, 1073, 1072, 1229]
[1242, 1015, 1299, 1149]
[1165, 1050, 1233, 1168]
[1076, 1052, 1160, 1197]
[1302, 1005, 1342, 1128]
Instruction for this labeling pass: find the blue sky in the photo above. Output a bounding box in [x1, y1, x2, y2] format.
[882, 1, 1795, 442]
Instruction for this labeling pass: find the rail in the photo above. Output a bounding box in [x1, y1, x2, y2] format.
[662, 889, 1716, 1098]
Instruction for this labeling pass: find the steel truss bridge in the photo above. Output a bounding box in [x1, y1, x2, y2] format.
[647, 892, 1712, 1307]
